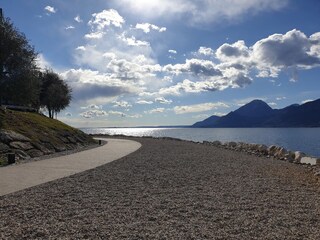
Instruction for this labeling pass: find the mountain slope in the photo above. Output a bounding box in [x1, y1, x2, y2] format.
[193, 115, 221, 127]
[192, 98, 320, 127]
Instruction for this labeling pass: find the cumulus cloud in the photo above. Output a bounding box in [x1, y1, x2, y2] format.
[163, 59, 222, 77]
[198, 47, 214, 56]
[155, 97, 172, 104]
[144, 108, 165, 114]
[168, 49, 177, 54]
[216, 40, 250, 61]
[119, 34, 150, 47]
[36, 54, 51, 70]
[44, 6, 56, 14]
[113, 100, 132, 108]
[74, 15, 83, 23]
[81, 104, 101, 110]
[135, 23, 166, 33]
[112, 0, 288, 25]
[65, 26, 75, 30]
[276, 96, 286, 101]
[88, 9, 125, 30]
[252, 29, 320, 78]
[174, 102, 229, 114]
[137, 100, 153, 104]
[80, 110, 108, 118]
[84, 32, 104, 39]
[61, 69, 141, 103]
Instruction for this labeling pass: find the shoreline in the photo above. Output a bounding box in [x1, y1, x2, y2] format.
[1, 136, 320, 238]
[92, 134, 320, 171]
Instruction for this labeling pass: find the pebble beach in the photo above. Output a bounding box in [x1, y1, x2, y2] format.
[1, 137, 320, 239]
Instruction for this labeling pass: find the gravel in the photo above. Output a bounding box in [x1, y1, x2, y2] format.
[1, 137, 320, 239]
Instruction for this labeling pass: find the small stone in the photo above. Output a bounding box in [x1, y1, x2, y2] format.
[314, 171, 320, 177]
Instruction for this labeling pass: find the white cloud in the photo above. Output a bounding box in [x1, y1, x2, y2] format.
[301, 99, 314, 104]
[84, 32, 104, 39]
[65, 112, 72, 117]
[174, 102, 229, 114]
[135, 23, 166, 33]
[216, 40, 250, 61]
[112, 0, 288, 25]
[88, 9, 125, 30]
[74, 15, 83, 23]
[144, 108, 165, 114]
[198, 47, 214, 56]
[155, 97, 172, 104]
[76, 46, 86, 51]
[163, 59, 222, 77]
[36, 54, 51, 70]
[44, 6, 56, 14]
[80, 110, 108, 118]
[61, 68, 141, 103]
[119, 34, 150, 47]
[81, 104, 101, 110]
[113, 100, 132, 108]
[252, 29, 320, 78]
[276, 97, 286, 101]
[268, 102, 277, 106]
[137, 100, 153, 104]
[168, 49, 177, 54]
[65, 26, 75, 30]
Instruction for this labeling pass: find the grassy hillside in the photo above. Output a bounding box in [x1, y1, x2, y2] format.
[0, 109, 93, 143]
[0, 108, 96, 165]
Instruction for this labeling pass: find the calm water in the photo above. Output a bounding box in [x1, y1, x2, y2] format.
[81, 127, 320, 157]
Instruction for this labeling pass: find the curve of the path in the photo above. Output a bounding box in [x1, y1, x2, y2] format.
[0, 138, 141, 196]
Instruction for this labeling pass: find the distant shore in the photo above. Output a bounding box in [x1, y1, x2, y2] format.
[1, 136, 320, 239]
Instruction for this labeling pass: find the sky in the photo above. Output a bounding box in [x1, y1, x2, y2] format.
[2, 0, 320, 127]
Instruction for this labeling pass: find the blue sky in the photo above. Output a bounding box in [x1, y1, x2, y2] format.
[2, 0, 320, 127]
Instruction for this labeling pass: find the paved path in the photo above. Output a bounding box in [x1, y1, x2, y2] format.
[0, 138, 141, 196]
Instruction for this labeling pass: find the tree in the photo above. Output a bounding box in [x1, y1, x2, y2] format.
[0, 10, 40, 106]
[40, 70, 72, 118]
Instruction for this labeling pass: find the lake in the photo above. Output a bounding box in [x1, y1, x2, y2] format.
[81, 127, 320, 157]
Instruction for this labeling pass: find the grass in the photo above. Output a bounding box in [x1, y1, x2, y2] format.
[0, 109, 95, 146]
[0, 155, 8, 166]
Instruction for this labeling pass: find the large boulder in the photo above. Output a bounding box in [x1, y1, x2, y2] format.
[300, 157, 318, 165]
[294, 151, 306, 163]
[0, 130, 31, 143]
[9, 141, 34, 151]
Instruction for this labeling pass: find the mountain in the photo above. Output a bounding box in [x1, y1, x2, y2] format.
[192, 98, 320, 128]
[193, 115, 221, 128]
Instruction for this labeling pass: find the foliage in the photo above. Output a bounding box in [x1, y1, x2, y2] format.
[40, 70, 72, 118]
[0, 16, 40, 107]
[0, 13, 72, 117]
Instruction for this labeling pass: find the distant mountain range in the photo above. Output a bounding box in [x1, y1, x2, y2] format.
[192, 98, 320, 128]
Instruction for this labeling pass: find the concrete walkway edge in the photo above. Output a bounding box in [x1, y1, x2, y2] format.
[0, 138, 141, 196]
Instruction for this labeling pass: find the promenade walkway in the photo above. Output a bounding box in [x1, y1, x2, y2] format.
[0, 138, 141, 196]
